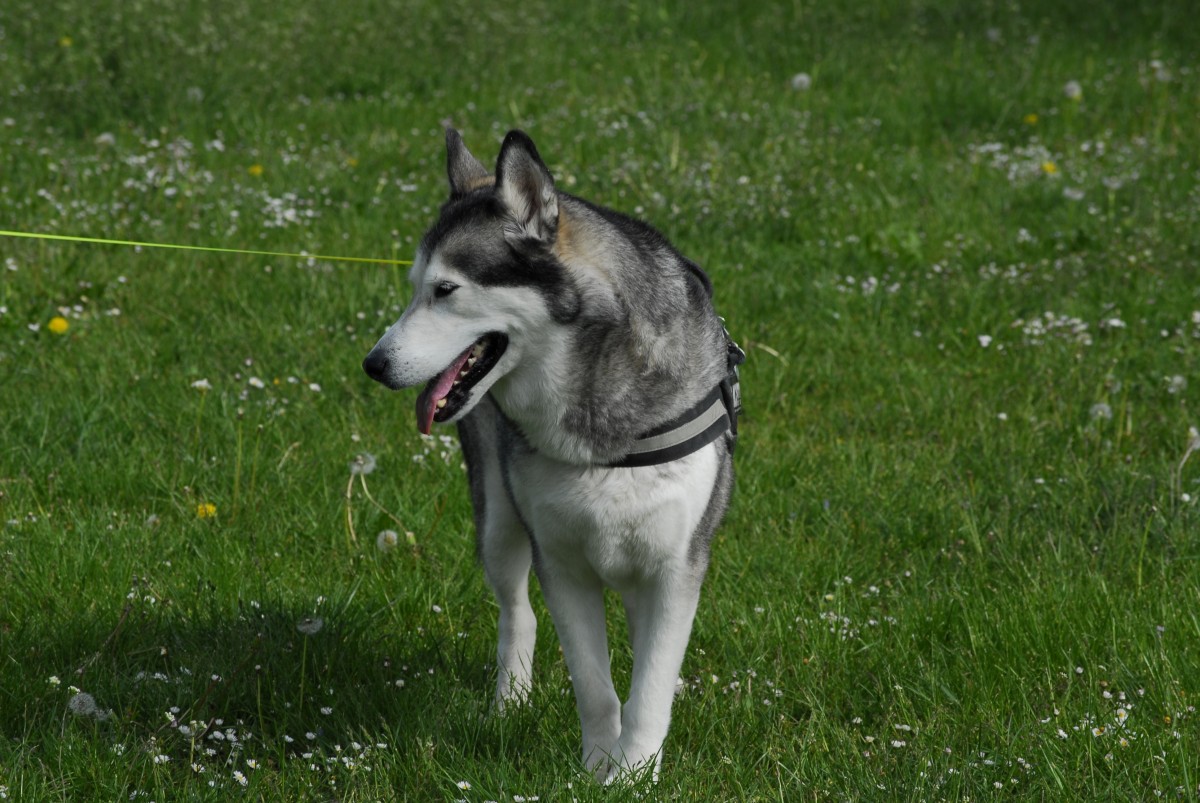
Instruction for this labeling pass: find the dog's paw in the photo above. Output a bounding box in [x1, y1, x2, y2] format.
[493, 670, 532, 714]
[589, 755, 615, 784]
[493, 684, 530, 715]
[599, 745, 661, 786]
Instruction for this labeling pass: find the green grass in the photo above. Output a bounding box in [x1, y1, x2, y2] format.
[2, 0, 1199, 799]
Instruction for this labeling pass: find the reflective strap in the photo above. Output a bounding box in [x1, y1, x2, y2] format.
[606, 376, 739, 468]
[623, 396, 727, 457]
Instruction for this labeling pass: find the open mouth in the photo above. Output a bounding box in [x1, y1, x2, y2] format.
[415, 333, 508, 434]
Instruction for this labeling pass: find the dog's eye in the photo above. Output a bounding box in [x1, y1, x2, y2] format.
[433, 281, 459, 299]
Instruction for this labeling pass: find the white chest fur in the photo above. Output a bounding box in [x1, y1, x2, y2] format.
[507, 442, 720, 591]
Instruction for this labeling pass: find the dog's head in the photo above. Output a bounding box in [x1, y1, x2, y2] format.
[363, 129, 578, 434]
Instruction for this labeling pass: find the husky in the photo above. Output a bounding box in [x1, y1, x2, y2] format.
[363, 129, 742, 783]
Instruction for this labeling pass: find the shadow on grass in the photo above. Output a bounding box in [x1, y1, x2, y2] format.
[0, 592, 560, 777]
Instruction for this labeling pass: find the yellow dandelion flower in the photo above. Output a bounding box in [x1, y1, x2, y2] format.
[59, 36, 73, 47]
[48, 316, 70, 335]
[345, 156, 359, 168]
[196, 502, 217, 519]
[247, 164, 264, 177]
[1023, 113, 1039, 126]
[1041, 161, 1058, 175]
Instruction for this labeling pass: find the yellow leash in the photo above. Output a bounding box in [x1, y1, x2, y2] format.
[0, 229, 413, 266]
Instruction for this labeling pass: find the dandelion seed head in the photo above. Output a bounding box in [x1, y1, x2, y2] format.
[376, 529, 399, 552]
[68, 692, 98, 717]
[296, 617, 324, 635]
[350, 453, 377, 476]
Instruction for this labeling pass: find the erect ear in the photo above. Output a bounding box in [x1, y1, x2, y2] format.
[494, 130, 558, 244]
[445, 128, 491, 198]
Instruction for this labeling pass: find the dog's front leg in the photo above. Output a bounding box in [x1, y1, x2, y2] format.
[481, 516, 537, 711]
[606, 575, 702, 784]
[535, 563, 622, 779]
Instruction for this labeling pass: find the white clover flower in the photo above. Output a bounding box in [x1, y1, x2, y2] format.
[978, 334, 993, 348]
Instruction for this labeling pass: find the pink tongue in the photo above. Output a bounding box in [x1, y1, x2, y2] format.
[416, 344, 474, 435]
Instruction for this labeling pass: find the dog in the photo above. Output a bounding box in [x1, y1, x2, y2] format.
[363, 129, 741, 783]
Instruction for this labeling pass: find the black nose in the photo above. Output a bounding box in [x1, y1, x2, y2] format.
[362, 350, 389, 382]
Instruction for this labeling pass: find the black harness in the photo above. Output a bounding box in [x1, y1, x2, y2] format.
[606, 327, 745, 468]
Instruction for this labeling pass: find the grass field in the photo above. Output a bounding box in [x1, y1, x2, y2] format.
[2, 0, 1199, 799]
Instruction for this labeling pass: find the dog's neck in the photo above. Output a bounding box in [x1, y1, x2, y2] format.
[488, 337, 608, 465]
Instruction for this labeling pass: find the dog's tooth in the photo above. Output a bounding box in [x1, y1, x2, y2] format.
[436, 399, 447, 409]
[466, 357, 477, 367]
